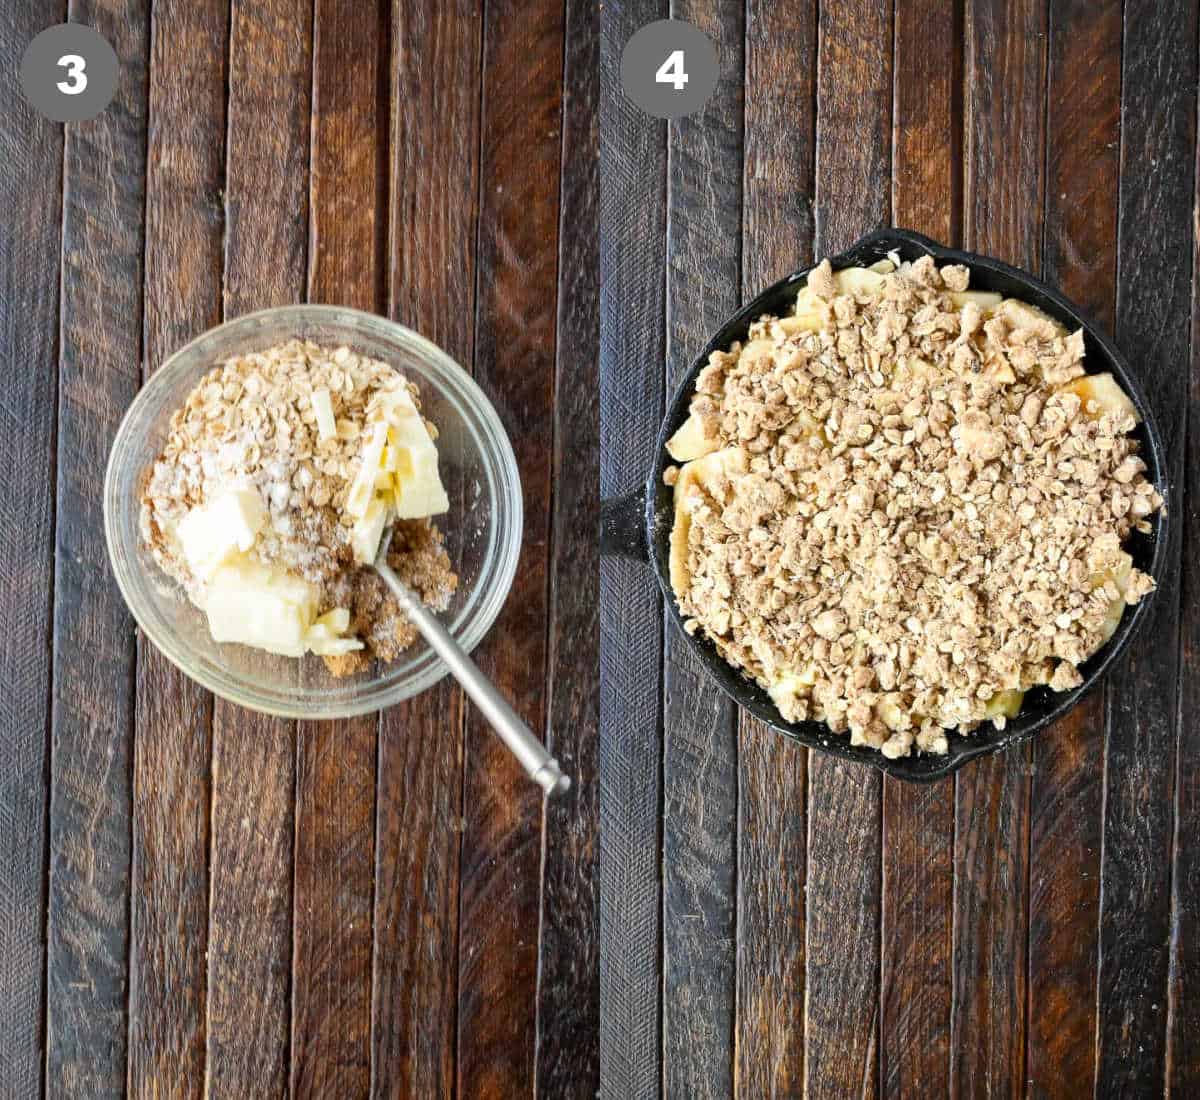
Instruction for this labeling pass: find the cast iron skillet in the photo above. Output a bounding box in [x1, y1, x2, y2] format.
[600, 227, 1170, 782]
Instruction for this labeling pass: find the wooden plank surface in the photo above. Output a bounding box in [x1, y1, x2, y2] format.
[597, 0, 668, 1094]
[45, 0, 147, 1093]
[371, 4, 481, 1098]
[205, 1, 310, 1095]
[805, 2, 892, 1096]
[1025, 2, 1121, 1093]
[7, 0, 1200, 1095]
[881, 6, 958, 1094]
[128, 0, 227, 1093]
[536, 0, 600, 1093]
[0, 0, 597, 1095]
[662, 1, 742, 1097]
[0, 0, 65, 1093]
[287, 1, 383, 1095]
[735, 1, 815, 1095]
[952, 2, 1047, 1095]
[456, 1, 563, 1095]
[1097, 0, 1196, 1092]
[1172, 54, 1200, 1088]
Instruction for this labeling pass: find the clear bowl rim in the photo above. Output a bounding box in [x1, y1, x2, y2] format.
[104, 304, 523, 719]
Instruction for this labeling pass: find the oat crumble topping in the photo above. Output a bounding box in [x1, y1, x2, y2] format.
[666, 256, 1162, 757]
[139, 338, 457, 675]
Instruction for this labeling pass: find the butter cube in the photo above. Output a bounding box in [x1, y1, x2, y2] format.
[203, 559, 320, 657]
[311, 388, 337, 442]
[306, 632, 364, 657]
[305, 608, 364, 656]
[304, 604, 360, 657]
[177, 490, 267, 581]
[345, 421, 390, 518]
[351, 496, 390, 564]
[312, 608, 351, 633]
[387, 415, 449, 518]
[395, 447, 449, 518]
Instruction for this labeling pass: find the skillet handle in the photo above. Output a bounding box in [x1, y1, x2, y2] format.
[600, 486, 649, 561]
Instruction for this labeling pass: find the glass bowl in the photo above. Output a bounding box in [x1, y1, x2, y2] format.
[104, 305, 522, 718]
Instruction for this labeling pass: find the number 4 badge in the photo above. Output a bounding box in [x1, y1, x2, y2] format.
[656, 50, 688, 91]
[620, 20, 719, 120]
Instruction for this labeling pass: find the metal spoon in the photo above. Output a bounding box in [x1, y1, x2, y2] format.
[373, 527, 569, 796]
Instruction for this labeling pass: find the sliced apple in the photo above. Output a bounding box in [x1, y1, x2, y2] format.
[682, 446, 748, 494]
[1059, 372, 1139, 425]
[668, 447, 748, 597]
[668, 509, 692, 597]
[740, 338, 777, 361]
[876, 694, 922, 732]
[949, 289, 1003, 314]
[834, 266, 886, 297]
[1093, 550, 1134, 642]
[665, 411, 719, 462]
[778, 312, 824, 336]
[984, 689, 1025, 721]
[997, 298, 1067, 337]
[768, 666, 818, 716]
[793, 285, 820, 312]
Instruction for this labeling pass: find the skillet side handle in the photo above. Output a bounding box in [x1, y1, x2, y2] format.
[600, 485, 649, 561]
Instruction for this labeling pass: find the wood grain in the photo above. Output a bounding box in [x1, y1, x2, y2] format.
[1171, 52, 1200, 1086]
[807, 1, 892, 1096]
[371, 4, 481, 1097]
[661, 1, 742, 1097]
[880, 3, 958, 1095]
[1026, 2, 1121, 1093]
[456, 0, 563, 1095]
[288, 2, 383, 1095]
[736, 1, 816, 1095]
[891, 0, 960, 246]
[952, 2, 1047, 1095]
[597, 0, 668, 1094]
[535, 0, 600, 1093]
[1097, 0, 1196, 1092]
[205, 713, 296, 1097]
[205, 1, 311, 1095]
[0, 0, 65, 1092]
[45, 0, 147, 1093]
[128, 1, 227, 1093]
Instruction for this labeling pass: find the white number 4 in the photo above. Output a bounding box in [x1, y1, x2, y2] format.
[57, 54, 87, 95]
[655, 50, 688, 91]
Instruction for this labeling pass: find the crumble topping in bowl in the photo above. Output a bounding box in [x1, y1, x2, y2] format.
[664, 256, 1162, 757]
[139, 338, 457, 675]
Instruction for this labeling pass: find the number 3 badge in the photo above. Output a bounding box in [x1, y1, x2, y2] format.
[20, 23, 118, 123]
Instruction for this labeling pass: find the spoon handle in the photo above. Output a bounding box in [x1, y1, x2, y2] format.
[374, 549, 569, 796]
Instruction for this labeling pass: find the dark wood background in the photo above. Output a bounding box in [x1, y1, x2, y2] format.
[600, 0, 1198, 1096]
[0, 1, 597, 1097]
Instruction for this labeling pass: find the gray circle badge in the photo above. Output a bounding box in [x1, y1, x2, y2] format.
[20, 23, 118, 123]
[620, 20, 719, 120]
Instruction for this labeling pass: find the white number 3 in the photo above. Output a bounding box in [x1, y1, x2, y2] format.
[57, 54, 87, 95]
[655, 50, 688, 91]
